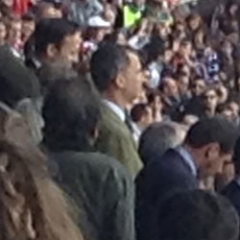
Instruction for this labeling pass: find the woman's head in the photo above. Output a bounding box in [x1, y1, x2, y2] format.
[187, 13, 202, 31]
[0, 140, 83, 240]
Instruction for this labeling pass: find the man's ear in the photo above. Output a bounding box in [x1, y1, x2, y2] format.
[46, 44, 58, 58]
[204, 143, 220, 160]
[115, 74, 126, 89]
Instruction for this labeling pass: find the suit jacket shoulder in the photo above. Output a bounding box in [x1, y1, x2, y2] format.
[136, 149, 197, 240]
[95, 105, 142, 177]
[49, 151, 135, 240]
[136, 149, 197, 206]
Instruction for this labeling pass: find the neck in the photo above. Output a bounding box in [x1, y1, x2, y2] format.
[103, 91, 129, 109]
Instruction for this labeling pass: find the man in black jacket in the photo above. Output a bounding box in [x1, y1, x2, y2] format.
[136, 117, 238, 240]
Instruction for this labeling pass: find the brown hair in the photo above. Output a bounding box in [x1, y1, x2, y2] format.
[0, 140, 83, 240]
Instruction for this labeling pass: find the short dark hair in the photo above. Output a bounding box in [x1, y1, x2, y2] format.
[158, 190, 239, 240]
[42, 76, 100, 151]
[131, 103, 149, 122]
[90, 42, 129, 93]
[34, 18, 79, 56]
[139, 122, 183, 165]
[0, 45, 40, 107]
[185, 117, 238, 153]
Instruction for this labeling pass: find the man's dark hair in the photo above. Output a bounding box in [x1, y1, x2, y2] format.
[158, 190, 239, 240]
[42, 76, 100, 152]
[131, 103, 148, 122]
[0, 46, 40, 107]
[185, 117, 238, 153]
[139, 122, 183, 165]
[34, 18, 79, 57]
[90, 42, 129, 93]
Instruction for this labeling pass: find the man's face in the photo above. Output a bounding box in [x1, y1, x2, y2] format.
[118, 52, 145, 104]
[199, 144, 233, 178]
[203, 90, 218, 111]
[8, 21, 22, 44]
[192, 80, 205, 96]
[54, 32, 82, 64]
[163, 78, 179, 97]
[189, 17, 201, 31]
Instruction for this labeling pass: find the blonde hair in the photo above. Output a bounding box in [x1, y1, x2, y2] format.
[0, 140, 83, 240]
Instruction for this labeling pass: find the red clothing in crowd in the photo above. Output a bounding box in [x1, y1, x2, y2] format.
[13, 0, 30, 16]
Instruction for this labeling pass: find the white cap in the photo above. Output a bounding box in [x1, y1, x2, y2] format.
[88, 16, 111, 28]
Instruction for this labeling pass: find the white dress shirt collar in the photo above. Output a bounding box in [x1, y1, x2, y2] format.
[176, 146, 197, 177]
[103, 99, 125, 122]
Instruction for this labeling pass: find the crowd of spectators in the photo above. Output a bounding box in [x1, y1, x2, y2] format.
[1, 0, 240, 240]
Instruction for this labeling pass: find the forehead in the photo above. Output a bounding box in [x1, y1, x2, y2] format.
[205, 89, 217, 96]
[10, 21, 21, 28]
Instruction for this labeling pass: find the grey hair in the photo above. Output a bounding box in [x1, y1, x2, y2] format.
[139, 121, 187, 165]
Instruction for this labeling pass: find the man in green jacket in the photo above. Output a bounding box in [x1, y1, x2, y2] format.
[90, 42, 145, 177]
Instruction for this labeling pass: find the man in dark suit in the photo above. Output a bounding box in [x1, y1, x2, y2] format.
[222, 137, 240, 216]
[157, 190, 239, 240]
[42, 77, 135, 240]
[136, 117, 238, 240]
[90, 42, 145, 177]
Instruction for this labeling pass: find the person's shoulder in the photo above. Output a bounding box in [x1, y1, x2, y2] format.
[51, 151, 131, 180]
[138, 149, 192, 182]
[222, 180, 240, 198]
[99, 105, 131, 138]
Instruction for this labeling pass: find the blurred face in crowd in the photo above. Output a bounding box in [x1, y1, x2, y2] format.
[220, 108, 234, 122]
[164, 49, 173, 62]
[48, 31, 82, 64]
[117, 51, 145, 104]
[179, 41, 192, 57]
[22, 20, 35, 43]
[194, 30, 205, 48]
[0, 22, 6, 45]
[41, 4, 62, 19]
[178, 75, 189, 95]
[172, 39, 181, 52]
[2, 0, 13, 7]
[189, 15, 201, 31]
[203, 89, 218, 111]
[116, 32, 127, 45]
[229, 3, 239, 16]
[191, 79, 206, 96]
[222, 40, 233, 56]
[163, 77, 179, 97]
[228, 102, 239, 120]
[134, 0, 146, 6]
[8, 20, 22, 45]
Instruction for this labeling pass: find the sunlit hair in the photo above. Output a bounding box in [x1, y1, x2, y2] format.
[0, 140, 83, 240]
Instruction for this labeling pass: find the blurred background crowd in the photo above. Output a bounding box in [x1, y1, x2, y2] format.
[1, 0, 240, 240]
